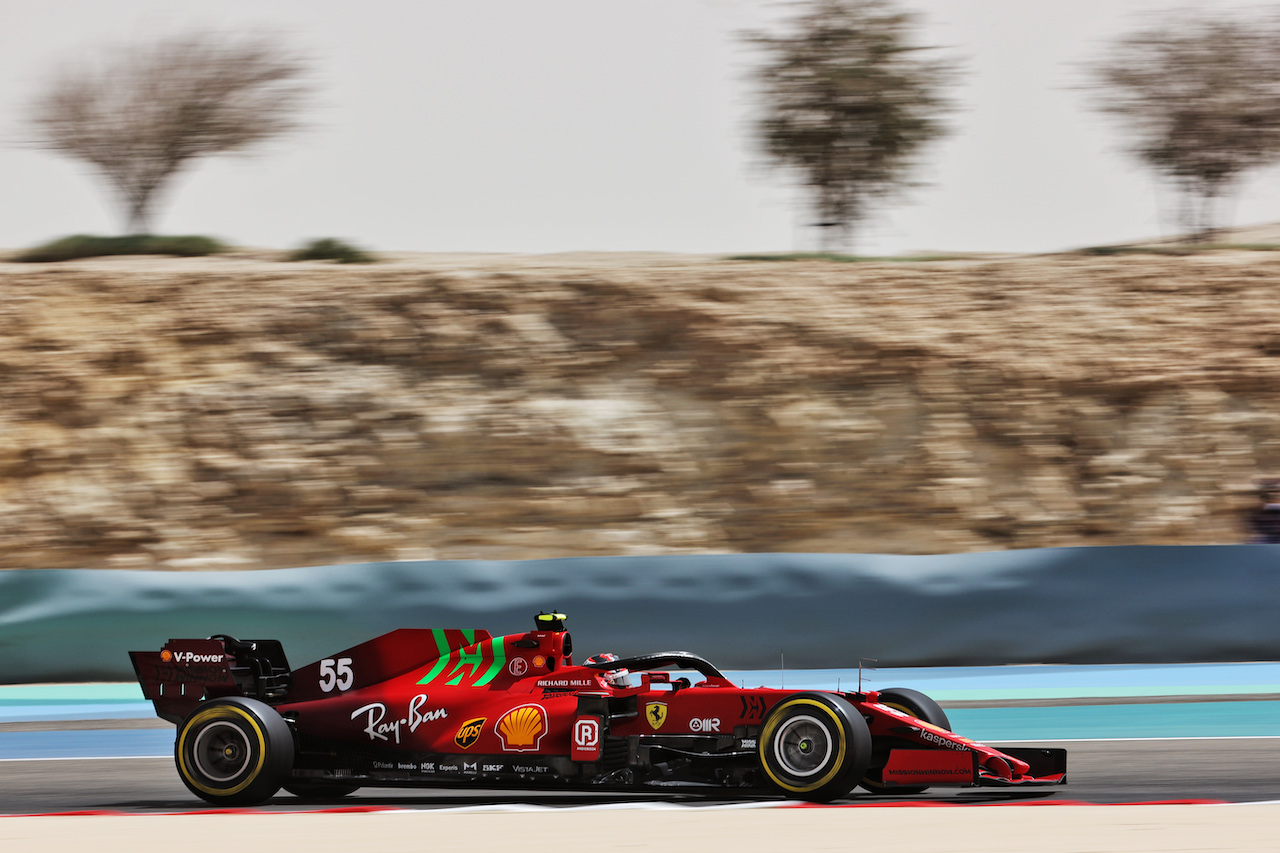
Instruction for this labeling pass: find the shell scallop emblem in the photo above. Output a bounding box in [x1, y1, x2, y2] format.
[496, 704, 548, 752]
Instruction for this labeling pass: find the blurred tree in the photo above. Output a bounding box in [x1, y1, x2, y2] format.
[745, 0, 957, 251]
[23, 32, 313, 234]
[1087, 13, 1280, 241]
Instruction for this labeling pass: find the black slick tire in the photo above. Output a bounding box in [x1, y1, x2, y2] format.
[175, 696, 294, 806]
[758, 692, 872, 803]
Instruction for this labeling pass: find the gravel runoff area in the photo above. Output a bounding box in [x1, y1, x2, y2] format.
[3, 805, 1279, 853]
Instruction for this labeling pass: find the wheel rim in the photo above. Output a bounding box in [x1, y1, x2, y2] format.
[773, 714, 833, 777]
[191, 720, 253, 783]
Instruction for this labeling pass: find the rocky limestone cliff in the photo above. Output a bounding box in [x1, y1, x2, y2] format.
[1, 251, 1277, 570]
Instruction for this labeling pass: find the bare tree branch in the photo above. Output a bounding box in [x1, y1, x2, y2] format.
[23, 31, 314, 234]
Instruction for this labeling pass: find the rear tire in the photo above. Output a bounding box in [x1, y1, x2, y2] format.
[175, 697, 294, 806]
[758, 692, 871, 803]
[861, 687, 951, 795]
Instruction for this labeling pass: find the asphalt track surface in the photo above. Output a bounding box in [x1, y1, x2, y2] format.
[4, 738, 1280, 814]
[8, 677, 1280, 853]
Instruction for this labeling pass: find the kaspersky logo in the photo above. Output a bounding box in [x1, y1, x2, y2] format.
[454, 717, 486, 749]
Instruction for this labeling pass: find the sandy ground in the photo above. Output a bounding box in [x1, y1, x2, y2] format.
[2, 804, 1278, 852]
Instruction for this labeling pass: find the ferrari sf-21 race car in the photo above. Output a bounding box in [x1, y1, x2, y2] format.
[129, 612, 1066, 805]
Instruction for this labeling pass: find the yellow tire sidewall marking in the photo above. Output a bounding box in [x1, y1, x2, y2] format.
[758, 698, 848, 793]
[178, 705, 268, 797]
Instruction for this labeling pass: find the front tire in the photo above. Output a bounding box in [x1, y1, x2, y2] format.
[861, 687, 951, 795]
[758, 692, 871, 803]
[175, 697, 294, 806]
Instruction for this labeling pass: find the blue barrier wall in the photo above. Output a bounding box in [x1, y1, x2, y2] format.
[0, 546, 1277, 683]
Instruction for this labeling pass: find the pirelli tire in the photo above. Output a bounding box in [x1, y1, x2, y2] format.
[175, 696, 294, 806]
[758, 692, 872, 803]
[861, 686, 953, 795]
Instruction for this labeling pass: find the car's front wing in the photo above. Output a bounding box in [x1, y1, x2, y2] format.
[880, 744, 1067, 788]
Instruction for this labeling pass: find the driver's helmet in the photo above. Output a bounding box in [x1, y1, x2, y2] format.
[585, 652, 630, 688]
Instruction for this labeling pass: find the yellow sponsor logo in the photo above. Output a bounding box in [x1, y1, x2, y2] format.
[454, 717, 486, 749]
[496, 704, 547, 752]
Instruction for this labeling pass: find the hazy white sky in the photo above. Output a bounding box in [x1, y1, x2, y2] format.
[3, 0, 1278, 255]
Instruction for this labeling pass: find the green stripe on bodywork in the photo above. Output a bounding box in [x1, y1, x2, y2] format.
[444, 644, 485, 685]
[473, 637, 507, 686]
[416, 629, 454, 686]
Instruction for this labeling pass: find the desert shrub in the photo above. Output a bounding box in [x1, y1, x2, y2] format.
[12, 234, 225, 262]
[1078, 245, 1194, 257]
[1074, 244, 1280, 256]
[289, 238, 375, 264]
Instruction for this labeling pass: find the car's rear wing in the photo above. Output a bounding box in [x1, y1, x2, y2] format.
[129, 636, 292, 724]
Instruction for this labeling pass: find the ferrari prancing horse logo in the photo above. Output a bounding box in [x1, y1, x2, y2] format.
[645, 702, 667, 730]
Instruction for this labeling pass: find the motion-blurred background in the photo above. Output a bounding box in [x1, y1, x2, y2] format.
[2, 0, 1279, 571]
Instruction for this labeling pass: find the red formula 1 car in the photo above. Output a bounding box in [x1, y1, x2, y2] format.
[129, 613, 1066, 805]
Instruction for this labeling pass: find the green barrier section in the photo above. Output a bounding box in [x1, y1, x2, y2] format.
[0, 545, 1277, 683]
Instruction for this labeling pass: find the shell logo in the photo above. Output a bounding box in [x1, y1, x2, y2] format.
[495, 703, 548, 752]
[160, 649, 173, 662]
